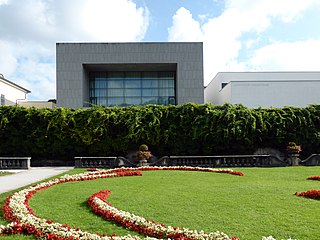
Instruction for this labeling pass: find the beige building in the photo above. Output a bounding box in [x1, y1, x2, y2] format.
[0, 74, 30, 106]
[18, 100, 56, 108]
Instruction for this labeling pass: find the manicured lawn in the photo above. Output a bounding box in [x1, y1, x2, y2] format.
[0, 171, 14, 177]
[1, 167, 319, 239]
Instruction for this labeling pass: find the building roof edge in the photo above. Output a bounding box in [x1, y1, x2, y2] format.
[0, 75, 31, 94]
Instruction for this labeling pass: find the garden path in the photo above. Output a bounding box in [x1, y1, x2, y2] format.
[0, 167, 73, 194]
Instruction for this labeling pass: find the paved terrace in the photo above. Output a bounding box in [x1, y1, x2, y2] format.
[0, 167, 73, 194]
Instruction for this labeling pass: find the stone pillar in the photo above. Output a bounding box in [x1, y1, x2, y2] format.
[288, 152, 300, 166]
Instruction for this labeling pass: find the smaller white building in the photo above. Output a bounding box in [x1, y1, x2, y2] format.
[205, 72, 320, 108]
[0, 74, 31, 106]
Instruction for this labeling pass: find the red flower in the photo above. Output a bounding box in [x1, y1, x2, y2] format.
[307, 176, 320, 181]
[295, 190, 320, 200]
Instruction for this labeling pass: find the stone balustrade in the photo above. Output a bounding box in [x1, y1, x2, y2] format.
[300, 154, 320, 166]
[75, 154, 287, 168]
[0, 157, 31, 169]
[74, 157, 118, 168]
[165, 155, 286, 168]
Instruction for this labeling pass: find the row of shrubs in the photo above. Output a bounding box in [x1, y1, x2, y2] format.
[0, 103, 320, 161]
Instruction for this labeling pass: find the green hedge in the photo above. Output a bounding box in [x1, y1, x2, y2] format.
[1, 103, 320, 159]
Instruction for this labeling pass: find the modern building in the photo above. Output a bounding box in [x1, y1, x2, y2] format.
[0, 74, 30, 106]
[205, 72, 320, 108]
[56, 42, 204, 108]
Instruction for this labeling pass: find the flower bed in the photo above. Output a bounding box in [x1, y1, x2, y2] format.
[295, 190, 320, 200]
[1, 166, 244, 239]
[307, 176, 320, 181]
[88, 190, 239, 240]
[294, 175, 320, 200]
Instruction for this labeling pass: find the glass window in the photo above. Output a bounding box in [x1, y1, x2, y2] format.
[89, 79, 95, 89]
[96, 78, 107, 88]
[108, 89, 123, 97]
[125, 97, 142, 105]
[158, 97, 168, 105]
[159, 79, 174, 88]
[125, 79, 141, 88]
[108, 97, 125, 106]
[89, 89, 95, 98]
[97, 98, 107, 106]
[142, 97, 158, 105]
[108, 80, 123, 88]
[142, 89, 158, 97]
[125, 88, 141, 97]
[89, 71, 176, 107]
[95, 79, 101, 88]
[142, 80, 158, 88]
[159, 88, 174, 96]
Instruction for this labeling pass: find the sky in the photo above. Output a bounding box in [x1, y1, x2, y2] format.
[1, 0, 320, 100]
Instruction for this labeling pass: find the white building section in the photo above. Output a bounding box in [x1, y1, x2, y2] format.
[0, 74, 31, 106]
[205, 72, 320, 108]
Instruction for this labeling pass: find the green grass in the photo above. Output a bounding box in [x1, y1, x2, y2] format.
[0, 171, 14, 177]
[1, 167, 320, 240]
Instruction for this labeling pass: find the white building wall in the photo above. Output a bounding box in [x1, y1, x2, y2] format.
[204, 75, 221, 104]
[231, 81, 320, 108]
[0, 81, 28, 106]
[205, 72, 320, 108]
[218, 84, 232, 105]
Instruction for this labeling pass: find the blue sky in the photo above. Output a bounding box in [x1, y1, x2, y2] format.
[138, 0, 223, 41]
[1, 0, 320, 100]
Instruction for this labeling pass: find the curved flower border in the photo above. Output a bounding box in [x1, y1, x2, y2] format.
[295, 190, 320, 200]
[307, 176, 320, 181]
[294, 175, 320, 200]
[88, 190, 239, 240]
[0, 166, 243, 239]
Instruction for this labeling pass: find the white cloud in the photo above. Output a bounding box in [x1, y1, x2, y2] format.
[0, 0, 149, 100]
[81, 0, 149, 42]
[0, 0, 9, 5]
[168, 0, 320, 85]
[168, 7, 203, 41]
[225, 0, 316, 24]
[0, 40, 18, 76]
[0, 0, 56, 45]
[247, 39, 320, 71]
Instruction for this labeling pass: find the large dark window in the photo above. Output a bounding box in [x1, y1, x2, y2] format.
[89, 71, 175, 107]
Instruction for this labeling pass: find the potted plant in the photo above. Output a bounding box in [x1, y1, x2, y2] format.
[286, 142, 301, 166]
[137, 144, 152, 166]
[286, 142, 301, 153]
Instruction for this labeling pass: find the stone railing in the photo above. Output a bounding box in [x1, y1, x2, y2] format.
[300, 154, 320, 166]
[74, 157, 118, 168]
[0, 157, 31, 169]
[164, 155, 286, 168]
[73, 155, 286, 168]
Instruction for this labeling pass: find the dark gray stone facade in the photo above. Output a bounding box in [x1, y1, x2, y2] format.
[56, 42, 204, 108]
